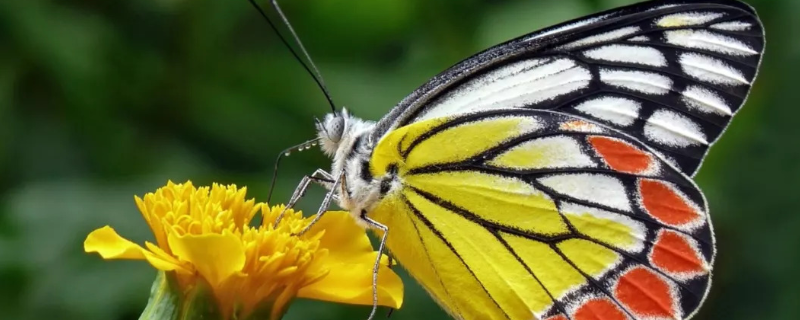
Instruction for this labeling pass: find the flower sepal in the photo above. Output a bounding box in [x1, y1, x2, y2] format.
[240, 293, 292, 320]
[139, 271, 221, 320]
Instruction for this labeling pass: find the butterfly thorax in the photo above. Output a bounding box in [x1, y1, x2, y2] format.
[317, 110, 392, 225]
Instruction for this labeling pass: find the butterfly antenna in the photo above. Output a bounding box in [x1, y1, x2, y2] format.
[248, 0, 337, 113]
[266, 138, 321, 203]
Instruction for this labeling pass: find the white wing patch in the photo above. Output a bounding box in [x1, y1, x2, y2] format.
[574, 97, 641, 126]
[600, 69, 673, 95]
[682, 85, 732, 116]
[525, 14, 612, 42]
[679, 52, 749, 86]
[583, 45, 667, 67]
[416, 58, 591, 122]
[665, 29, 759, 56]
[647, 4, 680, 12]
[559, 26, 641, 49]
[656, 12, 725, 27]
[710, 21, 753, 31]
[538, 173, 632, 211]
[644, 109, 708, 147]
[628, 35, 650, 42]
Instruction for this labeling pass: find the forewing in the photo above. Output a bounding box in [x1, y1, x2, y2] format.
[369, 109, 714, 320]
[371, 0, 764, 176]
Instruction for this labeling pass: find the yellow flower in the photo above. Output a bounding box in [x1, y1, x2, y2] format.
[84, 181, 403, 320]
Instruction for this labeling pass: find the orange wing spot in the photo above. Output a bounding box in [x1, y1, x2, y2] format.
[574, 298, 628, 320]
[614, 267, 676, 319]
[639, 179, 700, 227]
[652, 230, 706, 276]
[589, 136, 652, 174]
[545, 316, 569, 320]
[560, 120, 601, 132]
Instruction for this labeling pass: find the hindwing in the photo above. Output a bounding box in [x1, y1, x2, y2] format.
[371, 0, 764, 176]
[368, 109, 714, 320]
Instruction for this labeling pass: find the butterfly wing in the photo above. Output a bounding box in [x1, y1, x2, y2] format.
[369, 110, 714, 320]
[370, 0, 764, 176]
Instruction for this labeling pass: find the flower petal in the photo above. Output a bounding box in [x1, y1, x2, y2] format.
[312, 211, 374, 259]
[84, 226, 147, 259]
[168, 231, 246, 289]
[143, 242, 193, 274]
[84, 226, 186, 272]
[297, 251, 404, 309]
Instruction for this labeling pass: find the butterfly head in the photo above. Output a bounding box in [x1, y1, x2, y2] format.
[315, 108, 376, 166]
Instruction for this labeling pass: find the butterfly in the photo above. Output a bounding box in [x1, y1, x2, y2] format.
[266, 0, 764, 319]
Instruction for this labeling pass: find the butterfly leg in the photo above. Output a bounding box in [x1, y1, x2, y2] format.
[385, 249, 396, 318]
[363, 215, 389, 320]
[295, 172, 343, 236]
[274, 169, 335, 227]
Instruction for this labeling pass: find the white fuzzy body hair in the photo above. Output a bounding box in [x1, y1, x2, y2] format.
[316, 110, 384, 226]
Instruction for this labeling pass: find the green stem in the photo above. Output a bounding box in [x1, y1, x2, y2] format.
[138, 272, 220, 320]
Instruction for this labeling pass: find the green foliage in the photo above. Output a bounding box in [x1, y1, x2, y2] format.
[0, 0, 798, 319]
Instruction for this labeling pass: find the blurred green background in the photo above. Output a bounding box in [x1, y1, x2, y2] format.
[0, 0, 797, 319]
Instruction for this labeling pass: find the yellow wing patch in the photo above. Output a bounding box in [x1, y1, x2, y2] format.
[370, 195, 506, 320]
[368, 197, 460, 316]
[501, 233, 586, 300]
[370, 117, 450, 176]
[372, 116, 542, 173]
[406, 171, 569, 236]
[411, 212, 508, 320]
[561, 202, 646, 253]
[488, 136, 596, 170]
[557, 239, 621, 278]
[406, 116, 540, 168]
[405, 189, 553, 319]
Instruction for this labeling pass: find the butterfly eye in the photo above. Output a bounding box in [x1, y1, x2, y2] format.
[328, 116, 345, 143]
[320, 113, 345, 143]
